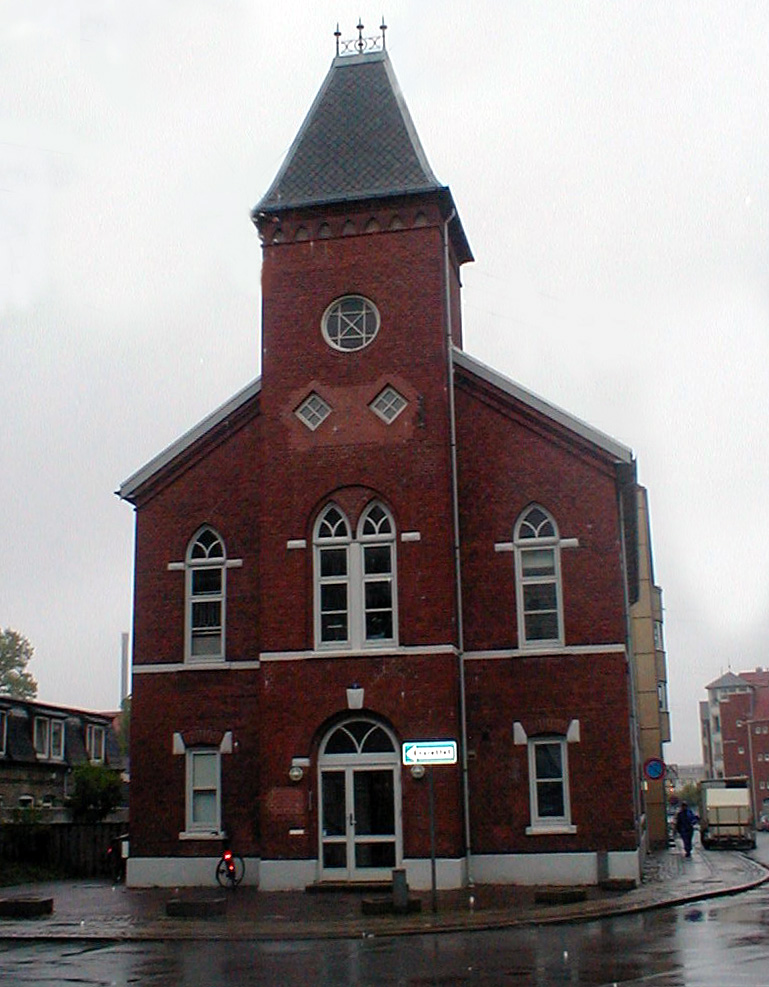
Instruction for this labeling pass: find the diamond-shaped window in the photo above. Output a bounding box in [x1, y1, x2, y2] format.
[296, 393, 332, 431]
[370, 386, 407, 424]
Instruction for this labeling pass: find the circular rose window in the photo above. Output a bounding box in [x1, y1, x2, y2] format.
[322, 295, 380, 351]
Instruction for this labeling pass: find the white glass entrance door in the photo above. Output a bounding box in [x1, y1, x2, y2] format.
[319, 719, 401, 882]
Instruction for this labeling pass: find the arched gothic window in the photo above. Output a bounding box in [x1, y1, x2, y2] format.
[514, 505, 563, 648]
[186, 527, 226, 660]
[321, 719, 397, 756]
[314, 503, 397, 650]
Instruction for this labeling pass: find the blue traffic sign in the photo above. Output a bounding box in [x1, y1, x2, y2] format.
[643, 757, 666, 780]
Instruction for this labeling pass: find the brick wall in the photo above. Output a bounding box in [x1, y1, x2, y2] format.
[127, 196, 638, 868]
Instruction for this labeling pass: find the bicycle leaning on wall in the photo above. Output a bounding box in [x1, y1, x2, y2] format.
[215, 841, 245, 888]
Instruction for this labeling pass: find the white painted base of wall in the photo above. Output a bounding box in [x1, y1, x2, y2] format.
[258, 858, 317, 891]
[402, 857, 466, 890]
[471, 849, 642, 886]
[127, 856, 261, 888]
[127, 849, 641, 889]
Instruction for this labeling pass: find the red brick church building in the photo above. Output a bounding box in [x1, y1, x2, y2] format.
[120, 35, 651, 889]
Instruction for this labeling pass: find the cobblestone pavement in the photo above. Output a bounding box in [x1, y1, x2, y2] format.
[0, 844, 766, 942]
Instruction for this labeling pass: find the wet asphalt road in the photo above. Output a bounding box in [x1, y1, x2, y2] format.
[2, 889, 769, 987]
[3, 837, 769, 986]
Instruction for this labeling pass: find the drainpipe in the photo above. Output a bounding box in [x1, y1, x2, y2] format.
[747, 695, 756, 830]
[617, 472, 644, 854]
[443, 209, 473, 885]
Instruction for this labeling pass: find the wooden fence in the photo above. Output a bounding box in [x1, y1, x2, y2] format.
[0, 822, 128, 878]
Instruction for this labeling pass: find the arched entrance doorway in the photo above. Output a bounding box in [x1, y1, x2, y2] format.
[318, 717, 402, 882]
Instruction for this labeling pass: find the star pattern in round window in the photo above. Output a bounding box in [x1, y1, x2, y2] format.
[322, 295, 380, 351]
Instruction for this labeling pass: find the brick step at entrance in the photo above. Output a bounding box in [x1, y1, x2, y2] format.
[306, 881, 392, 894]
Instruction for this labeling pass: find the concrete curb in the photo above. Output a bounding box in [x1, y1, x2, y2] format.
[1, 856, 767, 944]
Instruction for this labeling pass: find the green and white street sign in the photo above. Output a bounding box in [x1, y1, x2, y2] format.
[402, 740, 458, 766]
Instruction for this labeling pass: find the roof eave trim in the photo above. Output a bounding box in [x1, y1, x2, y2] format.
[252, 187, 473, 264]
[118, 377, 262, 502]
[453, 348, 633, 463]
[253, 184, 445, 218]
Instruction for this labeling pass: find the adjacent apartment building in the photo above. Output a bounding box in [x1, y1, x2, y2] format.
[0, 697, 122, 818]
[120, 32, 667, 889]
[629, 487, 670, 847]
[701, 669, 769, 823]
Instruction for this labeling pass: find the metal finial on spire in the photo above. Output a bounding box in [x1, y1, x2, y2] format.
[335, 20, 387, 57]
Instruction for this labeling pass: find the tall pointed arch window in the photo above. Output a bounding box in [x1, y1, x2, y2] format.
[514, 505, 564, 648]
[359, 504, 396, 644]
[314, 503, 397, 651]
[316, 506, 351, 646]
[186, 527, 226, 661]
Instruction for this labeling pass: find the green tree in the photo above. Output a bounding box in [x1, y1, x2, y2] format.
[670, 781, 701, 813]
[0, 628, 38, 699]
[69, 764, 123, 822]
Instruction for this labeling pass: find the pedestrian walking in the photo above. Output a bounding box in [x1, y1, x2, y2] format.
[675, 801, 697, 857]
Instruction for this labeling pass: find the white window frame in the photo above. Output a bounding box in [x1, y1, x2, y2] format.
[296, 392, 332, 431]
[514, 505, 564, 649]
[33, 717, 50, 758]
[369, 386, 407, 424]
[321, 294, 380, 352]
[653, 620, 664, 651]
[50, 719, 65, 760]
[526, 736, 576, 835]
[86, 723, 105, 763]
[34, 716, 65, 760]
[314, 502, 398, 651]
[185, 748, 222, 836]
[185, 527, 226, 662]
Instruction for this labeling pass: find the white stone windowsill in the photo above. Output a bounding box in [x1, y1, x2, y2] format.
[178, 830, 225, 842]
[525, 824, 577, 836]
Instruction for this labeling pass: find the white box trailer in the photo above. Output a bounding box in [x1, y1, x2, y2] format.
[700, 778, 756, 850]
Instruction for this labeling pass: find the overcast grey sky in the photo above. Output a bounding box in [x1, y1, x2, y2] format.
[2, 1, 768, 764]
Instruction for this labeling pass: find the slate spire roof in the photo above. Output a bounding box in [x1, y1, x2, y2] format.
[255, 50, 445, 213]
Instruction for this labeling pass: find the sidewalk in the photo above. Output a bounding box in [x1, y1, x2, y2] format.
[0, 845, 767, 942]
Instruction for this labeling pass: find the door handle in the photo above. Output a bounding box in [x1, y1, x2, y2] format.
[349, 813, 356, 829]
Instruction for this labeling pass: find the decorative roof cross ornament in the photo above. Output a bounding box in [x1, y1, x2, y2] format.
[334, 19, 387, 57]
